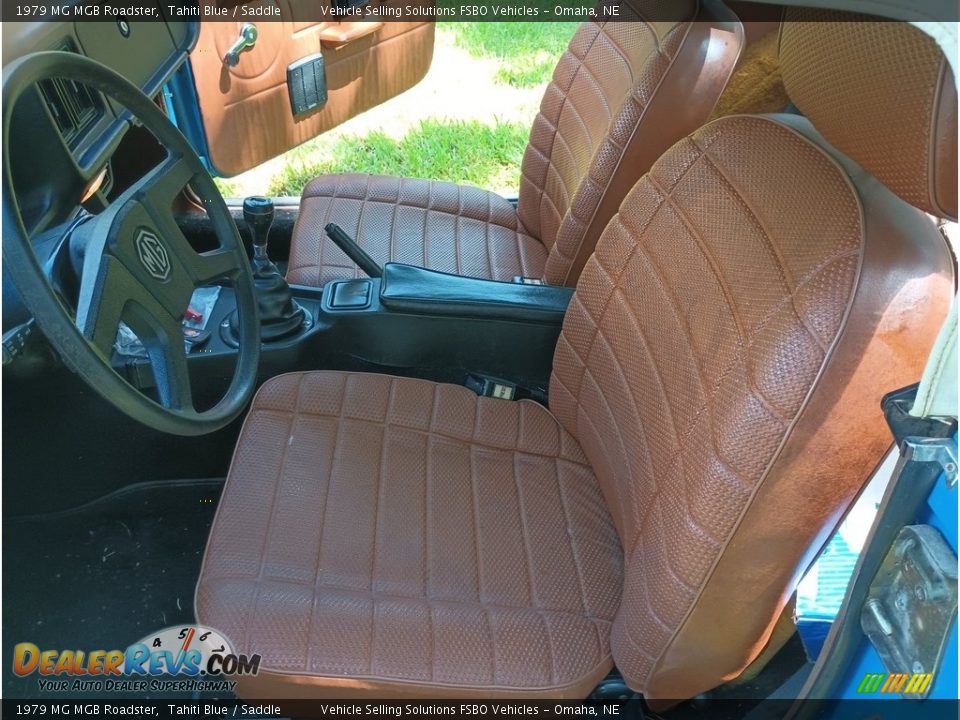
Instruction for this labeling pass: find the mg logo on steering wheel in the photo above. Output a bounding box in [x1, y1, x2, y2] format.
[135, 228, 171, 281]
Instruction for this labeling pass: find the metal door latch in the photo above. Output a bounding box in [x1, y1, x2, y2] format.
[861, 525, 958, 698]
[902, 436, 958, 487]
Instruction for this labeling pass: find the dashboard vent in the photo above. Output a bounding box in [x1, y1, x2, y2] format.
[38, 42, 103, 147]
[39, 78, 102, 147]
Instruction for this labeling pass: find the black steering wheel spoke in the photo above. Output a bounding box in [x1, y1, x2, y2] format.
[188, 248, 242, 285]
[76, 249, 189, 359]
[124, 307, 195, 413]
[74, 119, 130, 184]
[125, 154, 241, 288]
[154, 321, 194, 412]
[75, 254, 132, 359]
[135, 153, 196, 211]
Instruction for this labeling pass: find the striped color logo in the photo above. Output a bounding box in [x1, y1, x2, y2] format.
[857, 672, 933, 695]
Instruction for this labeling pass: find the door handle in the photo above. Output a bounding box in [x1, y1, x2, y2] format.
[223, 23, 258, 67]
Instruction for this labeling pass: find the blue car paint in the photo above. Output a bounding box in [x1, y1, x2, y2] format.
[164, 61, 214, 175]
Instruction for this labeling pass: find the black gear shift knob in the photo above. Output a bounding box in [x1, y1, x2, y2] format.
[229, 195, 307, 343]
[243, 196, 274, 251]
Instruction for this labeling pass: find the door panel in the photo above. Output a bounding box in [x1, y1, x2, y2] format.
[189, 0, 435, 176]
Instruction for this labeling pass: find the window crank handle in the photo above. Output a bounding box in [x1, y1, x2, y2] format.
[224, 24, 258, 68]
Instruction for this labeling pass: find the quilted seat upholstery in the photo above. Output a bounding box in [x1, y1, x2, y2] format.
[196, 371, 623, 698]
[287, 0, 743, 287]
[198, 111, 953, 699]
[198, 13, 955, 703]
[287, 175, 548, 286]
[550, 113, 925, 694]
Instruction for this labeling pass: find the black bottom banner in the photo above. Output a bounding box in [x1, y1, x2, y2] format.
[3, 699, 960, 720]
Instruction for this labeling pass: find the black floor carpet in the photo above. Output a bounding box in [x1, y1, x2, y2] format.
[3, 479, 224, 699]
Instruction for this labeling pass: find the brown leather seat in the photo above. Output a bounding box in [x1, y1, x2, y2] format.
[197, 372, 622, 698]
[286, 0, 745, 287]
[197, 15, 956, 700]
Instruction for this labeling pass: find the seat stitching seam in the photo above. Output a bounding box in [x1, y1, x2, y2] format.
[521, 166, 565, 236]
[694, 143, 797, 293]
[543, 139, 576, 213]
[455, 184, 462, 275]
[206, 572, 616, 622]
[424, 384, 437, 679]
[316, 181, 341, 285]
[421, 183, 430, 268]
[512, 452, 537, 612]
[645, 166, 750, 348]
[369, 383, 391, 594]
[694, 141, 830, 354]
[637, 218, 794, 438]
[651, 498, 705, 596]
[594, 20, 639, 70]
[509, 415, 557, 686]
[368, 593, 377, 675]
[558, 53, 609, 147]
[247, 409, 591, 465]
[469, 427, 483, 606]
[629, 233, 716, 420]
[541, 608, 558, 687]
[247, 374, 302, 654]
[308, 195, 523, 231]
[568, 239, 643, 426]
[599, 248, 860, 504]
[304, 373, 343, 672]
[554, 455, 599, 654]
[468, 436, 495, 684]
[586, 259, 698, 543]
[591, 255, 683, 450]
[588, 300, 659, 496]
[570, 44, 615, 120]
[578, 362, 643, 507]
[642, 174, 806, 421]
[531, 29, 604, 245]
[484, 190, 494, 276]
[245, 654, 617, 694]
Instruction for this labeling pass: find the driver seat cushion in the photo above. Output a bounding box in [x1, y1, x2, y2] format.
[195, 371, 623, 699]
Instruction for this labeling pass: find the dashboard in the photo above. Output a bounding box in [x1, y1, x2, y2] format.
[2, 7, 199, 329]
[3, 9, 197, 230]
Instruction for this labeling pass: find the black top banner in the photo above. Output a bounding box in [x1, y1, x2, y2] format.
[2, 0, 957, 23]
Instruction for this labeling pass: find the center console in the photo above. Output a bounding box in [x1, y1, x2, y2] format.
[113, 201, 573, 405]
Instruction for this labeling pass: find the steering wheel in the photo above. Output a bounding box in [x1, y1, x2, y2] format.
[2, 52, 260, 436]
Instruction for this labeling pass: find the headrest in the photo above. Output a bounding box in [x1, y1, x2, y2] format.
[779, 10, 957, 220]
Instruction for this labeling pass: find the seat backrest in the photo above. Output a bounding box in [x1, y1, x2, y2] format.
[517, 0, 744, 286]
[549, 13, 956, 700]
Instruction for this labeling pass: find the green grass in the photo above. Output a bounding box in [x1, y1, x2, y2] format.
[441, 21, 578, 88]
[259, 22, 574, 196]
[268, 119, 530, 197]
[213, 178, 240, 197]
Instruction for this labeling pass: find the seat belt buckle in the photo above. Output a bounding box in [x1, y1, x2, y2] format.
[465, 374, 517, 400]
[512, 276, 546, 285]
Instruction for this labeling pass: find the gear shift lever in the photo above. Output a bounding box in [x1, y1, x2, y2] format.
[246, 196, 282, 275]
[229, 196, 306, 342]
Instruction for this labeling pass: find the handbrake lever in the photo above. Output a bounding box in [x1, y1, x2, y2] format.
[324, 223, 383, 278]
